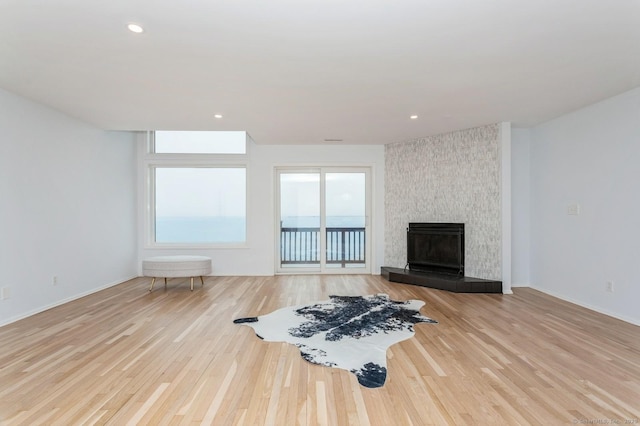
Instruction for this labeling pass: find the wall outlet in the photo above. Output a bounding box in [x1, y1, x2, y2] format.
[53, 276, 58, 286]
[1, 287, 10, 300]
[606, 281, 614, 292]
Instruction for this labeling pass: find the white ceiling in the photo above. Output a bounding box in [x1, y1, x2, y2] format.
[1, 0, 639, 145]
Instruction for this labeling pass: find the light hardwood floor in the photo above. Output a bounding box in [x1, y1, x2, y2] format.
[0, 275, 639, 425]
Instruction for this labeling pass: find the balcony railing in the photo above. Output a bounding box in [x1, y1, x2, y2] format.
[280, 227, 366, 267]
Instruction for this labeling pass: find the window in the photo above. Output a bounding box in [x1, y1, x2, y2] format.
[154, 167, 246, 243]
[155, 131, 246, 154]
[145, 131, 247, 246]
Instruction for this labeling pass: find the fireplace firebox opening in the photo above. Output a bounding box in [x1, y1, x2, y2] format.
[406, 223, 464, 276]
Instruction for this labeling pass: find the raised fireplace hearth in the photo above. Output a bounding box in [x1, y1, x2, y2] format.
[382, 222, 502, 293]
[381, 266, 502, 293]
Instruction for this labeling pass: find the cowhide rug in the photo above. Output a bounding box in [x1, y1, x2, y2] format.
[233, 294, 437, 388]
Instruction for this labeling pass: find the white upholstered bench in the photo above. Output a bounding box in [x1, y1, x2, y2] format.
[143, 255, 212, 292]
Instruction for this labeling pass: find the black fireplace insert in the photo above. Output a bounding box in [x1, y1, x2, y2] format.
[407, 223, 464, 275]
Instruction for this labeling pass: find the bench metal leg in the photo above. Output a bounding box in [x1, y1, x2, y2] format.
[150, 276, 202, 292]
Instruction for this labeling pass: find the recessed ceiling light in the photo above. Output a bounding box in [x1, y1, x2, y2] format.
[127, 23, 144, 34]
[410, 115, 418, 120]
[214, 114, 223, 119]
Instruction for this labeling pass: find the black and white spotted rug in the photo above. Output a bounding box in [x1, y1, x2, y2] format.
[233, 294, 437, 388]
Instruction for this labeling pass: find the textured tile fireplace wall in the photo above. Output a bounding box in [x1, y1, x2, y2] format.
[384, 123, 502, 280]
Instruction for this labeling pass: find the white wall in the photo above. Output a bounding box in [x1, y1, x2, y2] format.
[529, 88, 640, 325]
[138, 142, 386, 276]
[0, 88, 138, 326]
[511, 127, 531, 287]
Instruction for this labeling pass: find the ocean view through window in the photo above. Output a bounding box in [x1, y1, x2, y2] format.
[154, 167, 246, 243]
[155, 216, 246, 243]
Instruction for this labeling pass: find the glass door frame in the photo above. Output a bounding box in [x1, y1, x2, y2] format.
[275, 166, 371, 275]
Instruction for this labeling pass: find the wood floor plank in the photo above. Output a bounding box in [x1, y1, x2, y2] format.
[1, 275, 639, 425]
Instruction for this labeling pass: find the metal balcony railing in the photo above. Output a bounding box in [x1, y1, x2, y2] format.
[280, 227, 366, 267]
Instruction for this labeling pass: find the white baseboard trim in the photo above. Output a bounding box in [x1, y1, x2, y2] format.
[529, 285, 640, 327]
[0, 275, 138, 328]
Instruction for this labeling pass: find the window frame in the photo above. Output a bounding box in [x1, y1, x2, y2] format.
[143, 131, 249, 249]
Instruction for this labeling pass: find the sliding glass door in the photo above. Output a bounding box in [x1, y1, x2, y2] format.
[277, 168, 370, 273]
[278, 172, 321, 269]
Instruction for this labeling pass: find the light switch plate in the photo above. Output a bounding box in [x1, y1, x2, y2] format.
[567, 203, 580, 215]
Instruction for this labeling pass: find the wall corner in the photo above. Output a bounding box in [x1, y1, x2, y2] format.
[500, 122, 512, 294]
